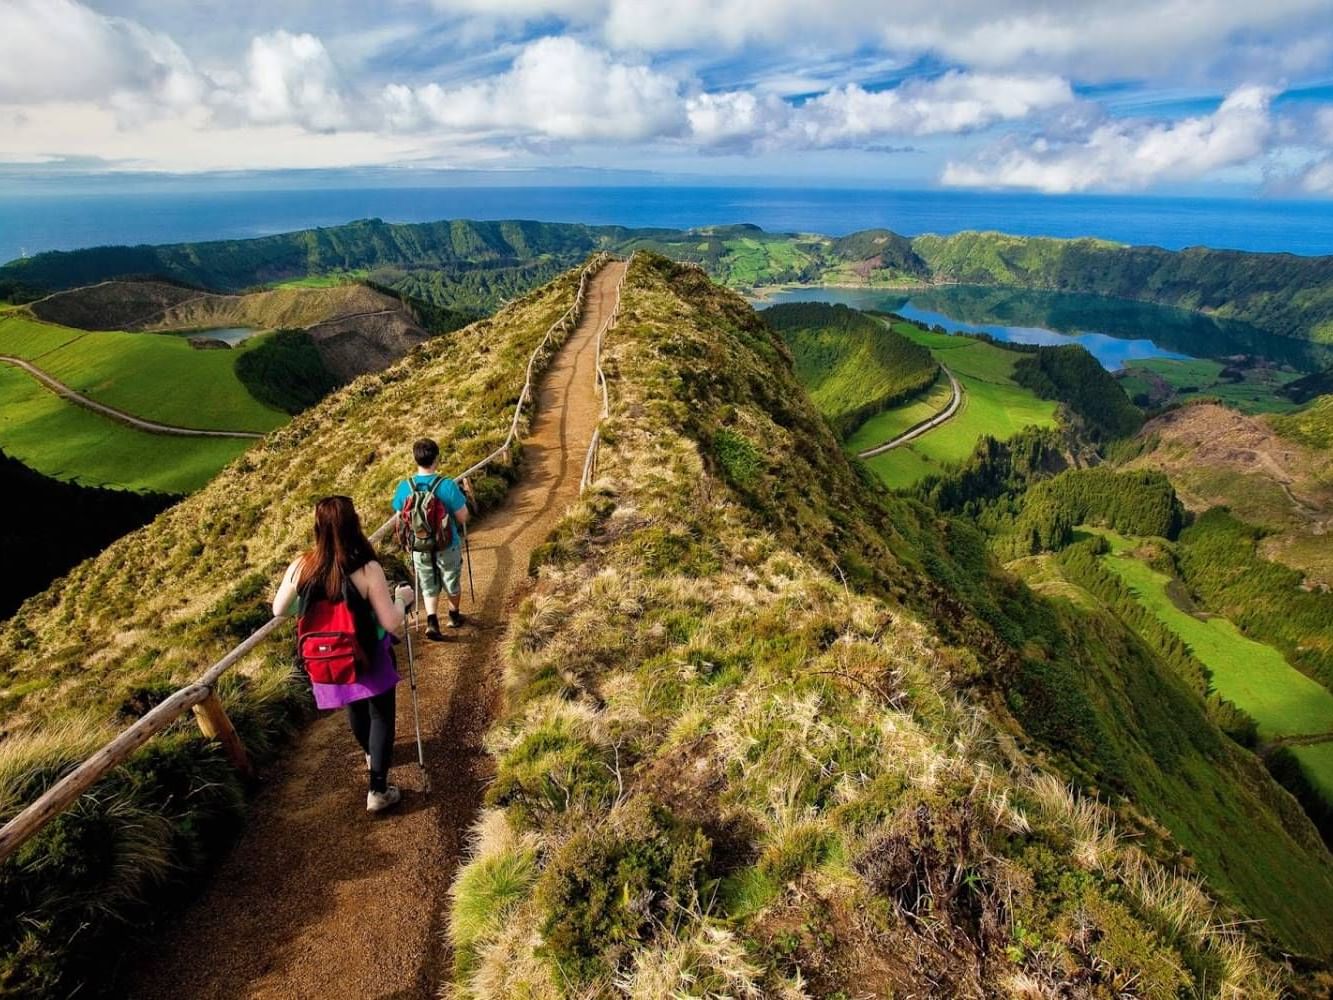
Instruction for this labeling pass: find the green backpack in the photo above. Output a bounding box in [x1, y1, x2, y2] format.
[396, 475, 453, 553]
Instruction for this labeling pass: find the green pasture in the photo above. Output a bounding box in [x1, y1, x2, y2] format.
[857, 324, 1058, 488]
[273, 269, 368, 289]
[0, 313, 286, 432]
[0, 364, 251, 493]
[1096, 530, 1333, 741]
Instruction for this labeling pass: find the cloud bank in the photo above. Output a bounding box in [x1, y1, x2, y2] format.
[0, 0, 1329, 191]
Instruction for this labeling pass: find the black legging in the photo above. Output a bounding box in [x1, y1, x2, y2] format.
[346, 687, 396, 793]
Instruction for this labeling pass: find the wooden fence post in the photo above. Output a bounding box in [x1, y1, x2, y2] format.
[193, 692, 253, 778]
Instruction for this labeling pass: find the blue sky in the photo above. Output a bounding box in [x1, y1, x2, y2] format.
[1, 0, 1331, 195]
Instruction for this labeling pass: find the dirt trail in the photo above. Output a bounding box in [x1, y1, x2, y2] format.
[129, 261, 627, 1000]
[0, 354, 264, 439]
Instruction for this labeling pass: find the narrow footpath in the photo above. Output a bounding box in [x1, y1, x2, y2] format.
[130, 261, 627, 1000]
[0, 354, 264, 439]
[856, 364, 962, 459]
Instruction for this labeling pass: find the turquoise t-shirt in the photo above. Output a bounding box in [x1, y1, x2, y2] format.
[392, 474, 467, 551]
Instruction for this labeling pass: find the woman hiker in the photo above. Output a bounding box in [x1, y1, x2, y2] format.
[272, 495, 415, 813]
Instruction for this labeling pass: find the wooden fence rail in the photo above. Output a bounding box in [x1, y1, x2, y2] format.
[579, 253, 633, 492]
[0, 254, 614, 866]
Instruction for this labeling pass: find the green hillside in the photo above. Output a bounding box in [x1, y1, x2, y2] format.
[0, 363, 254, 493]
[9, 219, 1333, 346]
[762, 301, 936, 437]
[0, 313, 287, 433]
[912, 231, 1333, 345]
[6, 257, 1331, 997]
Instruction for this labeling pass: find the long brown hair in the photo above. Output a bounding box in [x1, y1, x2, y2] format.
[298, 496, 377, 601]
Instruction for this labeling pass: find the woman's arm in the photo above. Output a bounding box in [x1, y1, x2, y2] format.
[271, 557, 304, 618]
[361, 561, 407, 634]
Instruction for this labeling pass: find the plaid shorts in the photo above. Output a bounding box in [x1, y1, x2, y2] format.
[412, 546, 462, 598]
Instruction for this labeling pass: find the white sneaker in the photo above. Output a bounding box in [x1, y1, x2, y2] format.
[366, 785, 402, 813]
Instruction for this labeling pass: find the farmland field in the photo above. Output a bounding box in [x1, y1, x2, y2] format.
[0, 364, 252, 493]
[0, 313, 287, 432]
[858, 324, 1057, 487]
[1116, 357, 1303, 414]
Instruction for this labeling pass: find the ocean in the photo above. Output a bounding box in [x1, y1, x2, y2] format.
[3, 186, 1333, 266]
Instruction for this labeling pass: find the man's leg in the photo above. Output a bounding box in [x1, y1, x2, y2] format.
[440, 546, 465, 626]
[413, 551, 445, 640]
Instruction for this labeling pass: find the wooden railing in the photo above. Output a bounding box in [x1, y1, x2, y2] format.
[579, 254, 633, 492]
[0, 254, 613, 865]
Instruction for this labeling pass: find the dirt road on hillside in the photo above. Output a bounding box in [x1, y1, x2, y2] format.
[0, 354, 266, 439]
[856, 364, 961, 459]
[129, 261, 627, 1000]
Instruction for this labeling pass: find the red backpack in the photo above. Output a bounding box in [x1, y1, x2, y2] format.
[296, 580, 370, 685]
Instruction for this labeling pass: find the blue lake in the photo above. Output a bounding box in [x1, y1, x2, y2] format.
[758, 285, 1331, 372]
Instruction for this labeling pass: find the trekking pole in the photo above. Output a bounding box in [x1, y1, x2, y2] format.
[403, 568, 430, 794]
[462, 522, 476, 607]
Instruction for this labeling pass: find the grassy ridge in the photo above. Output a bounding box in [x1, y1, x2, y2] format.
[0, 263, 595, 997]
[763, 302, 937, 437]
[0, 313, 286, 433]
[447, 255, 1326, 997]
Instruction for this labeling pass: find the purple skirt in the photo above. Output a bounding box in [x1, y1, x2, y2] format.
[310, 634, 400, 710]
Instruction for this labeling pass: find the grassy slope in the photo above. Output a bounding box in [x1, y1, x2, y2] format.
[0, 264, 594, 997]
[0, 313, 286, 432]
[0, 364, 252, 493]
[1096, 532, 1333, 741]
[763, 303, 937, 438]
[865, 325, 1057, 487]
[446, 256, 1326, 999]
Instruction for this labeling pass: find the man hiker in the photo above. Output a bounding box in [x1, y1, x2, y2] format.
[393, 438, 472, 641]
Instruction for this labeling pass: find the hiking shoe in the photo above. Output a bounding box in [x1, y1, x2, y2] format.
[366, 785, 402, 813]
[448, 609, 466, 629]
[425, 615, 444, 641]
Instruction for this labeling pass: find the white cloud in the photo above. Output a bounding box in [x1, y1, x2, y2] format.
[385, 37, 685, 141]
[942, 85, 1276, 193]
[1294, 156, 1333, 194]
[684, 72, 1072, 152]
[230, 31, 351, 131]
[0, 0, 203, 113]
[790, 73, 1073, 145]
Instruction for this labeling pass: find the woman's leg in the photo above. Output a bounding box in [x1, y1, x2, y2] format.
[366, 687, 397, 793]
[346, 698, 371, 754]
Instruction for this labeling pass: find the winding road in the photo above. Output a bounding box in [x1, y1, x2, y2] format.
[128, 260, 628, 1000]
[0, 354, 265, 439]
[856, 364, 962, 459]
